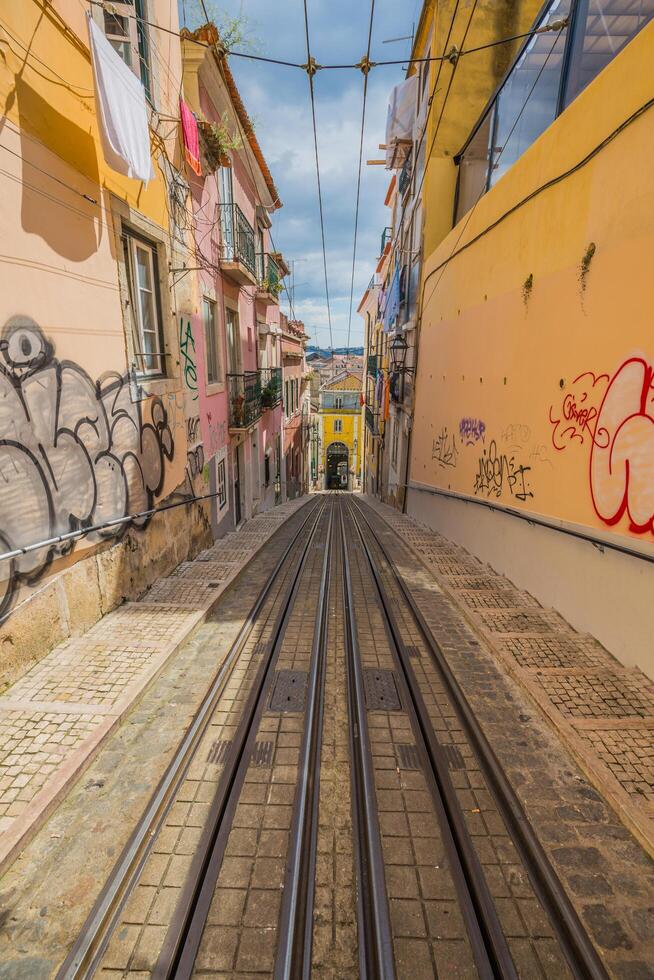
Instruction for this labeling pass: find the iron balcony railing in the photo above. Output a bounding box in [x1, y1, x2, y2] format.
[398, 155, 412, 197]
[256, 253, 282, 296]
[367, 353, 381, 380]
[365, 404, 380, 436]
[227, 371, 262, 428]
[219, 203, 256, 275]
[260, 366, 282, 409]
[380, 226, 392, 252]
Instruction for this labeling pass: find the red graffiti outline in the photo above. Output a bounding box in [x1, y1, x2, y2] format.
[589, 357, 654, 535]
[549, 371, 609, 451]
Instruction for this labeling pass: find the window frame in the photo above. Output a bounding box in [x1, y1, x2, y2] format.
[203, 296, 223, 388]
[123, 227, 166, 379]
[334, 419, 343, 434]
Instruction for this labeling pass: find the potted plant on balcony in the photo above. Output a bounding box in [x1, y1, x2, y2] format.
[232, 393, 245, 426]
[259, 275, 282, 299]
[261, 381, 276, 408]
[197, 112, 242, 172]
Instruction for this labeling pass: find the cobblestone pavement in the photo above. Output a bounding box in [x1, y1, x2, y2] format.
[0, 499, 309, 871]
[0, 502, 314, 978]
[363, 496, 654, 977]
[0, 493, 652, 979]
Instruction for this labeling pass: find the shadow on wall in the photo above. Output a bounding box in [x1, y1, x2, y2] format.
[0, 316, 180, 620]
[12, 78, 102, 260]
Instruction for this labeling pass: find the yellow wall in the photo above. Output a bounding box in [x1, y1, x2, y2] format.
[412, 20, 654, 552]
[322, 412, 360, 473]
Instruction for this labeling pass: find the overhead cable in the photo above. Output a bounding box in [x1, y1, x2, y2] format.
[345, 0, 376, 356]
[302, 0, 335, 360]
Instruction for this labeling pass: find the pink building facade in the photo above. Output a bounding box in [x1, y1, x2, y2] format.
[182, 27, 286, 532]
[282, 319, 310, 500]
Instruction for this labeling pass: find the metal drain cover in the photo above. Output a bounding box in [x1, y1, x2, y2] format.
[397, 743, 421, 770]
[251, 740, 273, 766]
[363, 669, 402, 711]
[207, 739, 231, 764]
[269, 670, 308, 712]
[442, 744, 465, 770]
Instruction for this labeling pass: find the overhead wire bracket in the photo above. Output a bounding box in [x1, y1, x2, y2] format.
[355, 55, 376, 75]
[446, 45, 459, 66]
[301, 55, 322, 77]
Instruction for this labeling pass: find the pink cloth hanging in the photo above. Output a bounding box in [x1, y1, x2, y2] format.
[180, 98, 202, 176]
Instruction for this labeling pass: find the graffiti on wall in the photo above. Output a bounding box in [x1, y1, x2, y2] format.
[589, 357, 654, 534]
[549, 372, 609, 451]
[459, 417, 486, 445]
[432, 427, 458, 468]
[473, 440, 533, 502]
[0, 317, 178, 618]
[179, 317, 198, 401]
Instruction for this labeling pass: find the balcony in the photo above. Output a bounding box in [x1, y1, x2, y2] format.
[367, 353, 381, 380]
[256, 253, 283, 303]
[380, 226, 392, 254]
[227, 372, 262, 430]
[365, 404, 380, 437]
[218, 204, 257, 287]
[260, 366, 282, 410]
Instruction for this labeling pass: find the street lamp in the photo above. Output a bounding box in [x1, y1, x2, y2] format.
[389, 332, 409, 373]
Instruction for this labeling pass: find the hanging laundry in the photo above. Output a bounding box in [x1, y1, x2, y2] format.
[180, 98, 202, 177]
[383, 265, 400, 332]
[87, 14, 154, 182]
[382, 373, 391, 422]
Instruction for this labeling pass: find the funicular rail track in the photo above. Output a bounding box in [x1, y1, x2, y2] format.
[341, 495, 609, 980]
[57, 493, 608, 980]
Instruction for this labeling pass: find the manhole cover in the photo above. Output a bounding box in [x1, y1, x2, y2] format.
[363, 669, 402, 711]
[269, 670, 308, 712]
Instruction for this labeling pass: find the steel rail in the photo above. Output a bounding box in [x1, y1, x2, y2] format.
[55, 498, 319, 980]
[351, 497, 610, 980]
[338, 498, 397, 980]
[344, 499, 514, 979]
[274, 500, 334, 979]
[157, 497, 330, 978]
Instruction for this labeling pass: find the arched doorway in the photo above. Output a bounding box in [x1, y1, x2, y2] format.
[326, 442, 349, 490]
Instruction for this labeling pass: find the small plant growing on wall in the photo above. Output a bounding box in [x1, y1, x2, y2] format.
[579, 242, 596, 293]
[522, 273, 534, 309]
[260, 276, 282, 298]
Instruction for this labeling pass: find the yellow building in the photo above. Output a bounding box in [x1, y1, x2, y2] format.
[405, 1, 654, 674]
[0, 1, 208, 672]
[318, 372, 362, 490]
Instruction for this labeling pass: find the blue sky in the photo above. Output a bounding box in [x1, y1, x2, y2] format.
[184, 0, 419, 348]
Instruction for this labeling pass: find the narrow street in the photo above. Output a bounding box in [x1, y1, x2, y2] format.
[0, 495, 651, 978]
[2, 0, 654, 976]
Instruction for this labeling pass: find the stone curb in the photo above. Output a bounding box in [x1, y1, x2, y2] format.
[364, 496, 654, 860]
[0, 497, 312, 876]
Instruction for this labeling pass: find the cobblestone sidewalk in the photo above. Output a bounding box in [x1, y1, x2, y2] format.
[0, 498, 310, 873]
[366, 497, 654, 857]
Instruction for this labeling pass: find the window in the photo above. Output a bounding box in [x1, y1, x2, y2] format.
[454, 0, 653, 221]
[123, 229, 165, 376]
[564, 0, 654, 105]
[203, 298, 221, 385]
[391, 418, 399, 466]
[264, 453, 271, 487]
[334, 419, 343, 433]
[216, 456, 227, 510]
[335, 395, 343, 409]
[225, 306, 240, 374]
[101, 0, 151, 102]
[284, 380, 289, 416]
[490, 2, 570, 188]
